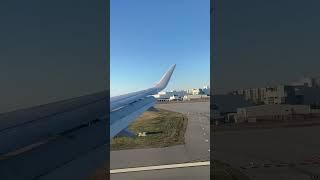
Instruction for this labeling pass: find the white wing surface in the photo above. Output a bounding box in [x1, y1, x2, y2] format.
[110, 64, 176, 138]
[0, 64, 176, 179]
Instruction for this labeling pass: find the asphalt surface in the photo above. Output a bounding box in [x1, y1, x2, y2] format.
[111, 166, 210, 180]
[214, 125, 320, 180]
[110, 102, 210, 180]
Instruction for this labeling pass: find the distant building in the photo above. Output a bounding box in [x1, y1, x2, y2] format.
[186, 88, 205, 95]
[233, 85, 320, 106]
[247, 88, 266, 104]
[213, 94, 254, 114]
[154, 85, 210, 102]
[186, 89, 193, 95]
[294, 87, 320, 106]
[219, 77, 320, 124]
[212, 103, 224, 124]
[232, 88, 266, 104]
[264, 85, 296, 105]
[213, 94, 254, 123]
[153, 91, 171, 100]
[183, 94, 209, 101]
[154, 90, 187, 102]
[236, 104, 310, 123]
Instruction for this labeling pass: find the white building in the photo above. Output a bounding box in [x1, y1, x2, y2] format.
[154, 86, 210, 102]
[186, 89, 193, 95]
[183, 94, 209, 101]
[232, 88, 266, 104]
[236, 104, 310, 123]
[153, 92, 171, 99]
[264, 85, 296, 105]
[154, 90, 187, 101]
[186, 88, 205, 95]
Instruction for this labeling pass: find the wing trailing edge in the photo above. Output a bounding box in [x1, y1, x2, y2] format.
[110, 64, 176, 138]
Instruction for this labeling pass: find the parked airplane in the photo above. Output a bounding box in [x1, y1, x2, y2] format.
[110, 64, 176, 138]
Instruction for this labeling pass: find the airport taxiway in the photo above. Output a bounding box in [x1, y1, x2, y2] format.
[214, 125, 320, 180]
[111, 163, 210, 180]
[110, 101, 210, 179]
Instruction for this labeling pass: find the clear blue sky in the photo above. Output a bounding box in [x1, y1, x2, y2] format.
[111, 0, 210, 96]
[214, 0, 320, 93]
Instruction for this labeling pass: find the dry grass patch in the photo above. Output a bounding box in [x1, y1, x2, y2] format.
[111, 108, 187, 151]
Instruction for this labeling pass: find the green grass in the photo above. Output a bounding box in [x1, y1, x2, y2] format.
[212, 160, 250, 180]
[111, 108, 188, 151]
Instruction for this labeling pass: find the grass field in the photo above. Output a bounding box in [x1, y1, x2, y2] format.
[111, 107, 188, 151]
[88, 108, 250, 180]
[87, 108, 188, 179]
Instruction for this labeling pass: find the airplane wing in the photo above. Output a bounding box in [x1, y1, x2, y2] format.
[0, 91, 109, 180]
[0, 64, 175, 180]
[110, 64, 176, 138]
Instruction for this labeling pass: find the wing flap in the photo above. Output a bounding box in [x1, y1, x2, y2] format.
[110, 96, 156, 138]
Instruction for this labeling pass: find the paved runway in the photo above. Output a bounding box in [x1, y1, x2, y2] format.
[214, 125, 320, 180]
[111, 165, 210, 180]
[110, 102, 210, 179]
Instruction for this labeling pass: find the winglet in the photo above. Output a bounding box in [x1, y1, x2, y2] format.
[154, 64, 176, 91]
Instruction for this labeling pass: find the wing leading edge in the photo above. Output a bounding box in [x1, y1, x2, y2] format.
[110, 64, 176, 138]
